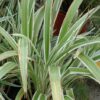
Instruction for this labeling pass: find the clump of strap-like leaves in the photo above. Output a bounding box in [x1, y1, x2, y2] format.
[0, 0, 100, 99]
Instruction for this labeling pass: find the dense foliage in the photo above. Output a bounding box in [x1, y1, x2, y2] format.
[0, 0, 100, 99]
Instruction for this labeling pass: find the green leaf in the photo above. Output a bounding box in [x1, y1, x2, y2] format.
[61, 66, 100, 87]
[0, 51, 17, 61]
[43, 0, 53, 63]
[93, 52, 100, 62]
[0, 62, 17, 79]
[28, 0, 35, 20]
[15, 88, 24, 100]
[68, 37, 100, 53]
[20, 0, 35, 38]
[53, 0, 63, 23]
[20, 0, 28, 36]
[0, 16, 13, 22]
[65, 88, 75, 100]
[38, 94, 47, 100]
[64, 95, 74, 100]
[49, 66, 64, 100]
[58, 0, 83, 43]
[32, 91, 40, 100]
[18, 38, 28, 93]
[28, 0, 35, 39]
[0, 91, 10, 100]
[66, 88, 74, 98]
[0, 80, 21, 87]
[67, 67, 91, 75]
[34, 6, 44, 45]
[28, 69, 37, 90]
[13, 33, 41, 58]
[77, 52, 100, 83]
[0, 43, 9, 52]
[0, 93, 5, 100]
[32, 91, 47, 100]
[0, 26, 17, 50]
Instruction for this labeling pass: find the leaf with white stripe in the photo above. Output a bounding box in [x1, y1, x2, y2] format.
[43, 0, 53, 63]
[0, 62, 17, 79]
[77, 52, 100, 83]
[18, 38, 28, 93]
[49, 66, 64, 100]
